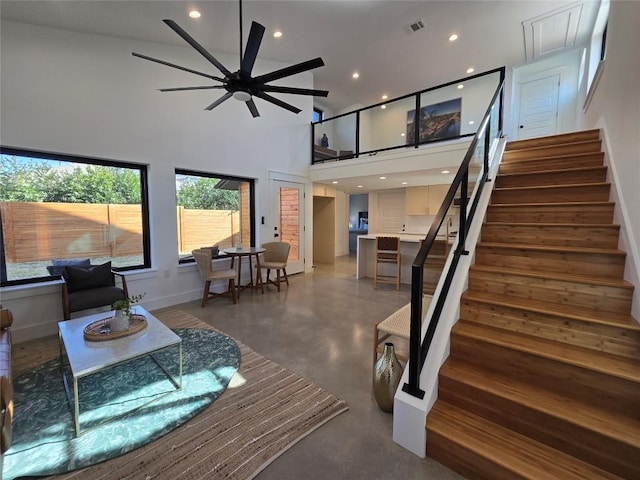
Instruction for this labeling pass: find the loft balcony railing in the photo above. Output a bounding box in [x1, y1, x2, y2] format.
[311, 67, 504, 164]
[402, 69, 505, 399]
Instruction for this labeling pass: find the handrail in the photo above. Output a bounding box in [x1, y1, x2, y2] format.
[311, 67, 505, 164]
[402, 69, 505, 399]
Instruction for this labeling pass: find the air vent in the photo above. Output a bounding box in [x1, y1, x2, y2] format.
[404, 20, 425, 34]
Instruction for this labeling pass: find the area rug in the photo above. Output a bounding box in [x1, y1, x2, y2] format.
[6, 309, 349, 479]
[3, 328, 240, 480]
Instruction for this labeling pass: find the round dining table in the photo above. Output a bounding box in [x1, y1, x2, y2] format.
[222, 247, 266, 297]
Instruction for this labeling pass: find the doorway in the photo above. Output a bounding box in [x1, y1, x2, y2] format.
[313, 196, 335, 264]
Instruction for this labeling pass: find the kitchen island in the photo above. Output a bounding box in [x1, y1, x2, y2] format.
[356, 234, 450, 285]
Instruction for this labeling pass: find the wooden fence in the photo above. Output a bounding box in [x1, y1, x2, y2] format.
[1, 202, 242, 263]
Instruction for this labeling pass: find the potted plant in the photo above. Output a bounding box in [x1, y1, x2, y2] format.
[111, 293, 145, 332]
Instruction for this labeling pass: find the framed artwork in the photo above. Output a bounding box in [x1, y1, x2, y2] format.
[406, 98, 462, 144]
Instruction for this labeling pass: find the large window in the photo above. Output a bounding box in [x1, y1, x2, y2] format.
[175, 169, 254, 262]
[0, 147, 150, 286]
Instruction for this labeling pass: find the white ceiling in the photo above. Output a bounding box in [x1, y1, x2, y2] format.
[0, 0, 599, 193]
[0, 0, 598, 113]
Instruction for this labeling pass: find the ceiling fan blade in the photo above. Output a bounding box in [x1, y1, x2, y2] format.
[246, 99, 260, 118]
[205, 92, 233, 111]
[163, 19, 233, 78]
[241, 22, 265, 75]
[261, 85, 329, 97]
[159, 86, 227, 92]
[253, 57, 325, 84]
[254, 92, 301, 114]
[132, 52, 225, 82]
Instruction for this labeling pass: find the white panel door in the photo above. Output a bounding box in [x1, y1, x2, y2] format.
[269, 179, 305, 274]
[517, 74, 560, 140]
[377, 192, 405, 233]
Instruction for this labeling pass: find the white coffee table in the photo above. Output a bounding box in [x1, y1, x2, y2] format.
[57, 306, 182, 436]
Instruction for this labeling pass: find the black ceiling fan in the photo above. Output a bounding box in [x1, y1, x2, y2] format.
[132, 0, 328, 117]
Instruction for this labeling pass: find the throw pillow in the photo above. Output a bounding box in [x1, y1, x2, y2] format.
[65, 262, 114, 293]
[47, 258, 91, 277]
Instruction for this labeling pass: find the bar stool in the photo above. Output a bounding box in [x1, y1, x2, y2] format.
[373, 236, 401, 290]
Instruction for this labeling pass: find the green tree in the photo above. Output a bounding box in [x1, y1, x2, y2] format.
[177, 177, 239, 210]
[1, 155, 141, 204]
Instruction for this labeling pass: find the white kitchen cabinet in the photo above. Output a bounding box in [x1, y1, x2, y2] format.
[405, 184, 450, 215]
[427, 184, 449, 215]
[404, 186, 429, 215]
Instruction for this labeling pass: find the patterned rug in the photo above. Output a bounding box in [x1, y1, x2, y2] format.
[3, 328, 240, 480]
[5, 310, 349, 479]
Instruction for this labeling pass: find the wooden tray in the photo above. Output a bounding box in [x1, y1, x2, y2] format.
[84, 314, 147, 342]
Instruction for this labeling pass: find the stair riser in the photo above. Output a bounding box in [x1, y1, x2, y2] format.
[439, 375, 639, 479]
[468, 269, 633, 315]
[505, 130, 600, 151]
[502, 140, 602, 161]
[486, 204, 615, 224]
[495, 168, 607, 188]
[460, 300, 640, 359]
[475, 246, 625, 280]
[492, 184, 610, 204]
[481, 224, 620, 249]
[426, 432, 516, 480]
[450, 332, 640, 415]
[499, 153, 604, 174]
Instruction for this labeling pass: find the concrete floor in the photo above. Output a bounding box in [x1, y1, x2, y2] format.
[169, 254, 463, 480]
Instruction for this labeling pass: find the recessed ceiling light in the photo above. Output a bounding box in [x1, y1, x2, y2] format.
[273, 30, 282, 38]
[457, 84, 464, 89]
[466, 67, 474, 74]
[357, 185, 363, 188]
[382, 94, 388, 100]
[441, 170, 450, 174]
[400, 133, 405, 136]
[401, 182, 408, 185]
[449, 34, 458, 41]
[379, 176, 387, 180]
[332, 181, 339, 184]
[381, 105, 386, 109]
[352, 72, 360, 79]
[469, 120, 475, 125]
[189, 10, 201, 19]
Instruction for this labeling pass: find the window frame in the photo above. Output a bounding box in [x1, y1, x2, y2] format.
[175, 168, 256, 265]
[0, 146, 151, 286]
[313, 107, 324, 123]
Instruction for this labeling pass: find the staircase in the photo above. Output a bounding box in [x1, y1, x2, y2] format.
[426, 130, 640, 479]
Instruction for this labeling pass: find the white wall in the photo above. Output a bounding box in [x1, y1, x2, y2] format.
[0, 20, 315, 341]
[577, 0, 640, 319]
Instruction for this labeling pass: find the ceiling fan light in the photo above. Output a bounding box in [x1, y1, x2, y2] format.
[232, 90, 252, 102]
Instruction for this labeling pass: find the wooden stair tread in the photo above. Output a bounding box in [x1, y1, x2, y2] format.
[489, 201, 615, 208]
[505, 130, 601, 150]
[453, 321, 640, 383]
[478, 241, 626, 256]
[484, 221, 620, 229]
[494, 182, 609, 192]
[503, 139, 601, 155]
[441, 360, 640, 445]
[428, 402, 621, 480]
[462, 290, 640, 331]
[501, 150, 603, 162]
[498, 166, 606, 178]
[471, 264, 634, 289]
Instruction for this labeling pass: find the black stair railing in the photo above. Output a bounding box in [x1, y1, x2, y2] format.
[402, 72, 505, 399]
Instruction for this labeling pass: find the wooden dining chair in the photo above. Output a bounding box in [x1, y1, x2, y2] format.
[192, 248, 237, 307]
[373, 236, 401, 290]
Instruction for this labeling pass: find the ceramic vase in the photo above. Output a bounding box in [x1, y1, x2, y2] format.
[373, 342, 403, 412]
[110, 309, 130, 332]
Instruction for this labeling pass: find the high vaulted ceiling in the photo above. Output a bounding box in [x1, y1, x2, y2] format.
[1, 0, 599, 113]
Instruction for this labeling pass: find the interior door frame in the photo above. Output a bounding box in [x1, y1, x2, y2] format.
[268, 171, 308, 274]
